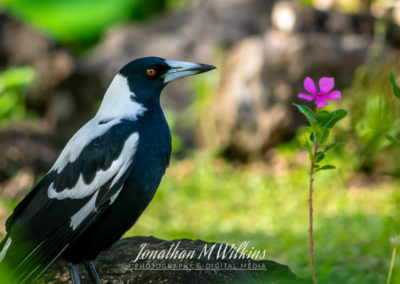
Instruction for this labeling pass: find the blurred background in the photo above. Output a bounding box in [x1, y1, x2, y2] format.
[0, 0, 399, 283]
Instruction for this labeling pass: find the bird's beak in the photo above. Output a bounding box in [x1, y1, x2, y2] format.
[163, 60, 216, 84]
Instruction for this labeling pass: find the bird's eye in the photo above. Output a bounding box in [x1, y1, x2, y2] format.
[145, 67, 157, 77]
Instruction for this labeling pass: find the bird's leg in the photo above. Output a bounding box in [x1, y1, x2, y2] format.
[84, 260, 103, 284]
[69, 264, 81, 284]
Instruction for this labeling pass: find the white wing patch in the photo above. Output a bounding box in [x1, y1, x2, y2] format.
[0, 237, 12, 262]
[48, 132, 139, 200]
[109, 186, 123, 205]
[52, 74, 146, 174]
[52, 119, 121, 174]
[70, 190, 99, 230]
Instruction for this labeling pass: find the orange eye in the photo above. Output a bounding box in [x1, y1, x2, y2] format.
[145, 68, 157, 77]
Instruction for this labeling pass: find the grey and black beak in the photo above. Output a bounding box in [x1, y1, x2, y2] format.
[163, 60, 216, 84]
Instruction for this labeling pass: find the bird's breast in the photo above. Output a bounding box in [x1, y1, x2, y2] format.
[125, 116, 171, 193]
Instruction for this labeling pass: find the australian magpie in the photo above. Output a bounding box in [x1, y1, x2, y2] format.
[0, 57, 215, 283]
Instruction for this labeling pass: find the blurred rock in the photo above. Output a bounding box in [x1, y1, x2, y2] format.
[41, 236, 309, 284]
[0, 14, 71, 188]
[0, 208, 7, 238]
[205, 1, 400, 160]
[0, 122, 62, 183]
[0, 0, 400, 167]
[84, 0, 400, 158]
[0, 167, 34, 199]
[212, 31, 377, 160]
[84, 0, 275, 111]
[271, 1, 375, 35]
[0, 13, 104, 136]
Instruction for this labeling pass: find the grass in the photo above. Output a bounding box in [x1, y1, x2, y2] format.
[124, 148, 400, 283]
[0, 145, 398, 283]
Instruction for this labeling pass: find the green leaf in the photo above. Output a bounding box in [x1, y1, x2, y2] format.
[315, 165, 336, 172]
[0, 67, 36, 94]
[309, 132, 315, 143]
[318, 109, 347, 129]
[304, 126, 314, 138]
[324, 142, 345, 152]
[316, 128, 329, 144]
[293, 103, 316, 126]
[390, 72, 400, 99]
[315, 151, 325, 163]
[385, 133, 400, 146]
[316, 110, 330, 125]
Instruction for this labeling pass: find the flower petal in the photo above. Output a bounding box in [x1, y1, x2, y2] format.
[315, 97, 328, 107]
[319, 77, 334, 94]
[298, 93, 316, 101]
[304, 77, 318, 95]
[324, 90, 341, 100]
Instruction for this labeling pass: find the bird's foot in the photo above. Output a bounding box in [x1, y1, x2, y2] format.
[69, 264, 81, 284]
[85, 260, 103, 284]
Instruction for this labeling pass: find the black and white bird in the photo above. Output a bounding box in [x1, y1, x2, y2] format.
[0, 57, 215, 283]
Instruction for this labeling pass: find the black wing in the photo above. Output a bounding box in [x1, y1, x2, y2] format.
[0, 121, 138, 283]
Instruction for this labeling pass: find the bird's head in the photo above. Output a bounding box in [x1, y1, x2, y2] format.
[96, 57, 215, 120]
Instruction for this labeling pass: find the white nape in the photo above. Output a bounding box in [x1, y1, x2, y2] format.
[0, 237, 12, 262]
[49, 132, 139, 200]
[95, 74, 147, 121]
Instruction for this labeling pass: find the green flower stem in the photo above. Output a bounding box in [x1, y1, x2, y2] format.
[309, 106, 319, 284]
[308, 138, 318, 284]
[386, 246, 397, 284]
[293, 102, 346, 283]
[309, 139, 318, 284]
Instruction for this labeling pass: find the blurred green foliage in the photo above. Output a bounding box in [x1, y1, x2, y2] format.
[343, 58, 400, 173]
[163, 71, 218, 155]
[187, 70, 220, 125]
[385, 72, 400, 146]
[164, 110, 183, 153]
[296, 0, 380, 13]
[0, 66, 36, 127]
[296, 0, 313, 6]
[0, 267, 13, 284]
[390, 72, 400, 99]
[166, 0, 192, 11]
[170, 48, 222, 150]
[0, 0, 168, 50]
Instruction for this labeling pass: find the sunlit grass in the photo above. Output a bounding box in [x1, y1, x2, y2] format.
[0, 147, 398, 283]
[126, 149, 400, 283]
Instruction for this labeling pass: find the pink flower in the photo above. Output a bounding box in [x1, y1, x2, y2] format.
[298, 77, 341, 108]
